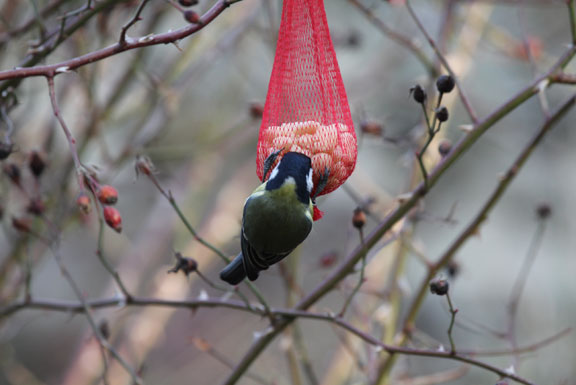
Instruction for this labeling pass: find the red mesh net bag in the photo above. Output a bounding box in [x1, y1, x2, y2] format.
[256, 0, 357, 201]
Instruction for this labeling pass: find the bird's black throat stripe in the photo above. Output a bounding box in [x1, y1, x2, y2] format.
[266, 152, 312, 204]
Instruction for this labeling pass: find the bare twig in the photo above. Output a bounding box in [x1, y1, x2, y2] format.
[506, 214, 549, 368]
[0, 295, 556, 385]
[569, 0, 576, 45]
[376, 93, 576, 382]
[551, 72, 576, 84]
[0, 0, 243, 83]
[191, 337, 270, 385]
[347, 0, 437, 77]
[339, 228, 367, 317]
[458, 328, 572, 357]
[46, 76, 84, 188]
[445, 291, 457, 354]
[0, 0, 70, 44]
[48, 242, 143, 385]
[119, 0, 151, 46]
[141, 169, 273, 318]
[95, 217, 133, 299]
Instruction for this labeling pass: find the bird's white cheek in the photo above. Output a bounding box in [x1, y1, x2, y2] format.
[269, 165, 279, 181]
[306, 169, 313, 193]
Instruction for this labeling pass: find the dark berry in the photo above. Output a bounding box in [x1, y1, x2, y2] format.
[410, 85, 427, 104]
[436, 75, 455, 93]
[430, 279, 449, 296]
[435, 106, 449, 122]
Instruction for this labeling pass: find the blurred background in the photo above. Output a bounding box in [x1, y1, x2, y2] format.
[0, 0, 575, 384]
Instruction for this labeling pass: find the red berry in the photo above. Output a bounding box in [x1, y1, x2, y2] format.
[103, 206, 122, 233]
[98, 185, 118, 205]
[77, 193, 92, 214]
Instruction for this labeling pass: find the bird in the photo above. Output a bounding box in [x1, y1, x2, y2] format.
[220, 151, 316, 285]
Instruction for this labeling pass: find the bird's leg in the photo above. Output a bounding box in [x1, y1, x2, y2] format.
[312, 167, 330, 201]
[262, 148, 284, 181]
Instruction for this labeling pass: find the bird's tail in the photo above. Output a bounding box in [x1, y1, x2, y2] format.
[219, 253, 247, 285]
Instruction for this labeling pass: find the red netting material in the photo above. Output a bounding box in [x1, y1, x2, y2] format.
[256, 0, 357, 196]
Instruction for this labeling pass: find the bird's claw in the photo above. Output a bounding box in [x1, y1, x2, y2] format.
[313, 166, 330, 201]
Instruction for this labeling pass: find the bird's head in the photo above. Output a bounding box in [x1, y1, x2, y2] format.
[265, 152, 313, 204]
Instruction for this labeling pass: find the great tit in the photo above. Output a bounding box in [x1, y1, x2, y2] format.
[220, 152, 316, 285]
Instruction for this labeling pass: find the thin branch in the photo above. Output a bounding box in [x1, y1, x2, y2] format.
[406, 93, 575, 332]
[405, 0, 479, 124]
[0, 297, 254, 319]
[46, 76, 84, 188]
[457, 328, 572, 357]
[506, 217, 549, 368]
[0, 0, 242, 83]
[347, 0, 437, 77]
[1, 295, 552, 385]
[271, 310, 537, 385]
[339, 228, 367, 317]
[192, 337, 270, 385]
[376, 93, 576, 381]
[141, 166, 273, 318]
[445, 292, 457, 354]
[569, 0, 576, 45]
[96, 217, 133, 299]
[550, 72, 576, 84]
[3, 294, 569, 358]
[0, 0, 124, 93]
[47, 242, 143, 385]
[0, 0, 71, 44]
[119, 0, 151, 46]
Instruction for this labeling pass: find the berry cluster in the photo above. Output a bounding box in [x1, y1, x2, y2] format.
[410, 74, 456, 189]
[1, 150, 50, 233]
[81, 175, 122, 233]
